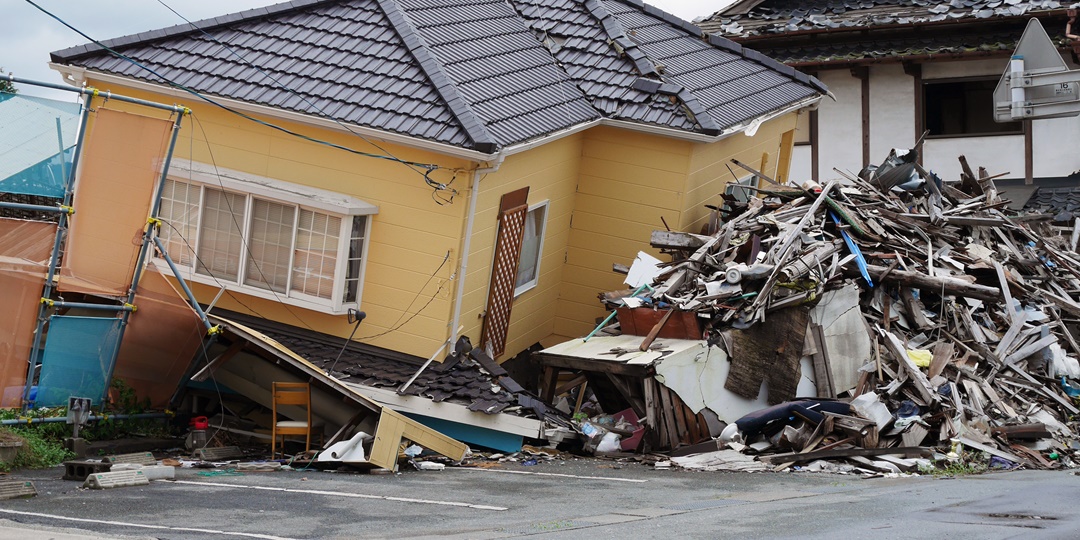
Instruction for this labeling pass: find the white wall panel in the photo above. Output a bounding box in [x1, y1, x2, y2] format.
[869, 64, 916, 160]
[923, 135, 1025, 182]
[816, 71, 863, 177]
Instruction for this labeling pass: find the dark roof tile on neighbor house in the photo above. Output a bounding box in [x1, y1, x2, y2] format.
[52, 0, 825, 154]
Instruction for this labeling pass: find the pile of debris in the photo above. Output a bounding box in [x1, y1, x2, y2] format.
[593, 149, 1080, 473]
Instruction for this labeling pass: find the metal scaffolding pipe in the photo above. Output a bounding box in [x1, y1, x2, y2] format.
[44, 301, 134, 313]
[0, 412, 168, 426]
[0, 201, 68, 214]
[24, 94, 94, 408]
[1, 74, 187, 114]
[152, 236, 213, 332]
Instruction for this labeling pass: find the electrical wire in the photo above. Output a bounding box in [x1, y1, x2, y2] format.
[189, 113, 318, 332]
[358, 251, 453, 342]
[23, 0, 448, 184]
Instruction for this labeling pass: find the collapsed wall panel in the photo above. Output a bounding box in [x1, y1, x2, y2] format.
[114, 267, 203, 408]
[59, 109, 172, 297]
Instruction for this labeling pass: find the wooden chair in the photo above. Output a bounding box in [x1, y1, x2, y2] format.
[271, 382, 312, 458]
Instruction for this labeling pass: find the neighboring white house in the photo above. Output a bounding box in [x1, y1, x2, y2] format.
[701, 1, 1080, 184]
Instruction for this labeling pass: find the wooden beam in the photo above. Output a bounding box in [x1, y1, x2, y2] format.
[758, 446, 931, 464]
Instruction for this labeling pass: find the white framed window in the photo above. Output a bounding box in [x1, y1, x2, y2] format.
[154, 165, 375, 315]
[514, 200, 548, 297]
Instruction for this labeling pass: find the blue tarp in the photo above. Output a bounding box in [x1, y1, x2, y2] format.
[0, 92, 81, 198]
[36, 316, 121, 407]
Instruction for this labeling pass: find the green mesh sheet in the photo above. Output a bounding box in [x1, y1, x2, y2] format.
[0, 92, 81, 198]
[36, 316, 121, 407]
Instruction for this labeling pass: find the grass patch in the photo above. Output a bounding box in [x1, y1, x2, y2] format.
[919, 449, 989, 477]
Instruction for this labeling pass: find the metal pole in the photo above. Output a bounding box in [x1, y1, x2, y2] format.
[0, 201, 68, 214]
[103, 110, 193, 403]
[1, 412, 168, 426]
[40, 300, 135, 313]
[23, 94, 93, 408]
[152, 236, 213, 331]
[0, 74, 186, 114]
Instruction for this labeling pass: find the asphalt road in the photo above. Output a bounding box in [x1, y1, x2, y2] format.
[0, 458, 1077, 539]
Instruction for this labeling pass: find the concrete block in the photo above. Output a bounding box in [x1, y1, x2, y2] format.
[141, 465, 175, 480]
[83, 470, 149, 489]
[63, 460, 111, 481]
[0, 480, 36, 499]
[102, 452, 156, 466]
[196, 446, 243, 461]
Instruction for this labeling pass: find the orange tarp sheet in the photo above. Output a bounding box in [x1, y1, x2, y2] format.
[0, 218, 57, 265]
[114, 267, 204, 408]
[59, 108, 172, 297]
[0, 260, 45, 407]
[0, 217, 54, 407]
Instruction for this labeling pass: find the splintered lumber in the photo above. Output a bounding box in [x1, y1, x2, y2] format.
[879, 328, 940, 405]
[758, 446, 932, 464]
[651, 230, 707, 251]
[580, 149, 1080, 465]
[845, 264, 1001, 301]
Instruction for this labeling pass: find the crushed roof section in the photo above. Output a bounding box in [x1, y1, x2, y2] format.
[52, 0, 825, 152]
[218, 310, 528, 414]
[703, 0, 1066, 37]
[604, 0, 821, 133]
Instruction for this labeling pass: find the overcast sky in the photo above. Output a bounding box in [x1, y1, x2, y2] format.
[6, 0, 731, 101]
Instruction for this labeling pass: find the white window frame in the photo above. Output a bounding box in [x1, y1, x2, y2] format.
[153, 160, 377, 315]
[514, 200, 548, 297]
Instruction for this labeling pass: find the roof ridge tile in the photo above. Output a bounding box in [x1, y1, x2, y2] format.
[376, 0, 499, 153]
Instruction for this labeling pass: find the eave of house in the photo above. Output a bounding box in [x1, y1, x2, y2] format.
[51, 64, 823, 166]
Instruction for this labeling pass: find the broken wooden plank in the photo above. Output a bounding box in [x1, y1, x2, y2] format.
[845, 264, 1002, 301]
[758, 446, 932, 464]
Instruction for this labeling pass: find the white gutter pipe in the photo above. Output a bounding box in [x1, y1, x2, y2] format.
[448, 154, 505, 347]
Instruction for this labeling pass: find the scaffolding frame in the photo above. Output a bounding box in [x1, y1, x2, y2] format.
[0, 75, 214, 409]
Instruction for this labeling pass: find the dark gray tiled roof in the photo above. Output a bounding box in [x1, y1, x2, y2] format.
[53, 0, 825, 153]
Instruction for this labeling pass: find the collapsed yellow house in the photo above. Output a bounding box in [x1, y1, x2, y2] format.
[34, 0, 827, 450]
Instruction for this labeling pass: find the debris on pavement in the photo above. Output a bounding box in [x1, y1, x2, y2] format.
[542, 150, 1080, 474]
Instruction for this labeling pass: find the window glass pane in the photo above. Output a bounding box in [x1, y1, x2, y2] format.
[344, 216, 366, 303]
[158, 179, 200, 266]
[293, 209, 340, 299]
[515, 205, 546, 290]
[244, 198, 295, 293]
[196, 188, 246, 282]
[924, 79, 1022, 136]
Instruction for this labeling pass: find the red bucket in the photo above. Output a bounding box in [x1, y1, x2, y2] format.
[189, 416, 209, 430]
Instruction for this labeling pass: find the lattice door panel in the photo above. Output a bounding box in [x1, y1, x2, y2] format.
[481, 187, 529, 359]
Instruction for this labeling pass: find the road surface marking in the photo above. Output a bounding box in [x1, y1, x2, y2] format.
[453, 467, 648, 483]
[0, 508, 296, 540]
[170, 480, 508, 510]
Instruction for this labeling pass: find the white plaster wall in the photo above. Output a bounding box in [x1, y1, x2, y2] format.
[790, 145, 812, 182]
[922, 58, 1005, 79]
[923, 135, 1025, 181]
[816, 71, 863, 177]
[869, 64, 917, 159]
[1032, 115, 1080, 178]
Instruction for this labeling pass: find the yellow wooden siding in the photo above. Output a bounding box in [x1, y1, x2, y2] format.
[557, 128, 690, 339]
[455, 134, 584, 359]
[679, 113, 798, 232]
[87, 80, 471, 358]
